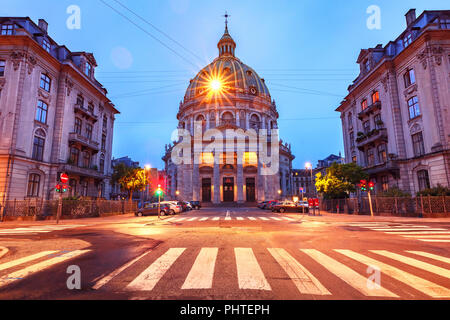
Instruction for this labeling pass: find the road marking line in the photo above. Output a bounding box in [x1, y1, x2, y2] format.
[182, 248, 218, 289]
[282, 217, 295, 221]
[268, 248, 329, 295]
[235, 248, 271, 290]
[199, 217, 209, 221]
[174, 218, 187, 222]
[270, 217, 282, 221]
[406, 251, 450, 265]
[0, 250, 90, 287]
[187, 217, 198, 222]
[248, 217, 257, 221]
[259, 217, 270, 221]
[401, 235, 450, 239]
[390, 226, 430, 228]
[212, 217, 220, 221]
[335, 249, 450, 298]
[93, 250, 153, 290]
[236, 217, 244, 221]
[225, 217, 231, 221]
[368, 228, 448, 231]
[370, 250, 450, 279]
[418, 239, 450, 243]
[0, 230, 49, 234]
[385, 231, 450, 235]
[126, 248, 186, 291]
[0, 251, 58, 272]
[301, 249, 397, 297]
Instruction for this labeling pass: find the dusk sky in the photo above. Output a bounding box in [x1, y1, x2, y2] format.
[2, 0, 448, 169]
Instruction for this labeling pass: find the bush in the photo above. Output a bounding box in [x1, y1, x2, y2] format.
[417, 184, 450, 196]
[378, 186, 411, 198]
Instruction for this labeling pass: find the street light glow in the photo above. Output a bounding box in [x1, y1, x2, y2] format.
[144, 164, 152, 171]
[305, 162, 312, 170]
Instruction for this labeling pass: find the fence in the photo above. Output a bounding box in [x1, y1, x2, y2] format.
[320, 196, 450, 217]
[0, 199, 138, 221]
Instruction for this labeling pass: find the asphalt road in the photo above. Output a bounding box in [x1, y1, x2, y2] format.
[0, 207, 449, 300]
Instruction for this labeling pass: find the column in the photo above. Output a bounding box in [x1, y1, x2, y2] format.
[236, 111, 240, 127]
[281, 170, 286, 197]
[213, 161, 220, 204]
[206, 113, 210, 130]
[192, 163, 200, 201]
[170, 172, 176, 199]
[257, 159, 265, 202]
[237, 153, 244, 203]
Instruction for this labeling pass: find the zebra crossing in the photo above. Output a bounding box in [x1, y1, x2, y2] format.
[91, 247, 450, 298]
[344, 222, 450, 243]
[0, 224, 85, 236]
[165, 216, 296, 222]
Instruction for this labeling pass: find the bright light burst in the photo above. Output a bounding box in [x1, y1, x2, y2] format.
[194, 64, 235, 105]
[210, 79, 222, 91]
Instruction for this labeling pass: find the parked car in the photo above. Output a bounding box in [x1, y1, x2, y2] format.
[272, 201, 305, 213]
[189, 201, 201, 210]
[257, 201, 268, 209]
[160, 201, 182, 214]
[177, 201, 189, 212]
[265, 200, 278, 210]
[135, 203, 172, 217]
[184, 201, 193, 210]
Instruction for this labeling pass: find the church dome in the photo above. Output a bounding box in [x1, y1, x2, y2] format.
[183, 23, 271, 102]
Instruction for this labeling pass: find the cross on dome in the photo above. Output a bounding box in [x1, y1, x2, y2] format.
[218, 11, 236, 57]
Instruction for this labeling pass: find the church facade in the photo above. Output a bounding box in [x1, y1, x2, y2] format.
[162, 22, 295, 204]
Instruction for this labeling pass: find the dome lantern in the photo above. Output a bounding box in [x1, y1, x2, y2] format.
[218, 12, 236, 57]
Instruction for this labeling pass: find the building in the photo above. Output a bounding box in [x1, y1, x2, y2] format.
[162, 20, 295, 203]
[292, 169, 317, 198]
[111, 156, 140, 169]
[0, 17, 119, 203]
[336, 9, 450, 194]
[316, 153, 345, 176]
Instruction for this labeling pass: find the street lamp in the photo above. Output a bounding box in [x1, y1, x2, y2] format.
[144, 164, 151, 203]
[305, 162, 316, 215]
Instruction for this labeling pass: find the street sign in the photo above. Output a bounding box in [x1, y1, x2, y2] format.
[299, 187, 304, 193]
[60, 173, 69, 184]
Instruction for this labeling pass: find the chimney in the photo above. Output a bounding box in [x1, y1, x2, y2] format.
[38, 19, 48, 33]
[405, 9, 416, 27]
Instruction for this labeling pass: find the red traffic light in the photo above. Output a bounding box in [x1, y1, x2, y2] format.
[368, 182, 375, 188]
[55, 184, 61, 193]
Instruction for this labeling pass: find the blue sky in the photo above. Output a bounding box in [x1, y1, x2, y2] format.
[2, 0, 448, 169]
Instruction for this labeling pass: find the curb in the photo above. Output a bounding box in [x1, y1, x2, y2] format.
[0, 246, 9, 260]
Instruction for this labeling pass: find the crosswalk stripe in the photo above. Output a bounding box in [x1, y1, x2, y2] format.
[282, 217, 295, 221]
[187, 217, 198, 222]
[368, 228, 447, 232]
[248, 217, 257, 221]
[225, 217, 231, 221]
[401, 235, 450, 239]
[370, 250, 450, 279]
[259, 217, 270, 221]
[235, 248, 271, 290]
[93, 250, 153, 290]
[268, 248, 330, 296]
[0, 250, 90, 288]
[418, 239, 450, 243]
[125, 248, 186, 291]
[174, 218, 187, 222]
[270, 217, 282, 221]
[335, 250, 450, 298]
[236, 217, 244, 221]
[0, 230, 49, 234]
[301, 249, 397, 297]
[212, 217, 220, 221]
[406, 251, 450, 265]
[390, 226, 430, 228]
[385, 231, 450, 235]
[199, 217, 208, 221]
[182, 248, 218, 289]
[0, 251, 58, 272]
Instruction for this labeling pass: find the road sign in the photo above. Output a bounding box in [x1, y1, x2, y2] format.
[299, 187, 304, 193]
[60, 173, 69, 184]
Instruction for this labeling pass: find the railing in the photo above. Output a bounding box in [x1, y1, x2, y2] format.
[74, 104, 98, 122]
[69, 132, 100, 152]
[356, 128, 388, 149]
[320, 196, 450, 217]
[358, 101, 381, 120]
[0, 199, 137, 221]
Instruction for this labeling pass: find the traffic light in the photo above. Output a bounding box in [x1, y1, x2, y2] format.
[62, 185, 68, 193]
[368, 181, 375, 191]
[55, 184, 61, 193]
[359, 180, 367, 192]
[155, 184, 163, 196]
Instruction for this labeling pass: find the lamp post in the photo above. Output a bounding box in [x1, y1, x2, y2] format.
[305, 162, 315, 216]
[144, 164, 151, 204]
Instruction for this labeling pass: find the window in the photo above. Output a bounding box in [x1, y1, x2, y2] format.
[99, 154, 105, 173]
[103, 115, 108, 131]
[349, 132, 355, 148]
[85, 123, 93, 140]
[364, 59, 370, 72]
[371, 91, 380, 104]
[101, 134, 106, 150]
[32, 135, 45, 161]
[439, 17, 450, 29]
[381, 176, 389, 192]
[35, 100, 48, 124]
[27, 174, 41, 197]
[366, 148, 375, 167]
[42, 38, 50, 52]
[408, 96, 421, 119]
[403, 33, 412, 47]
[76, 95, 84, 107]
[377, 143, 387, 163]
[88, 103, 94, 114]
[412, 132, 425, 157]
[361, 99, 368, 111]
[1, 24, 14, 35]
[82, 151, 91, 168]
[81, 180, 88, 197]
[0, 60, 5, 77]
[74, 118, 82, 135]
[417, 170, 430, 191]
[363, 120, 371, 134]
[69, 179, 77, 197]
[404, 69, 416, 87]
[70, 147, 80, 166]
[347, 113, 353, 129]
[352, 155, 357, 164]
[374, 114, 383, 129]
[40, 74, 51, 92]
[85, 62, 92, 77]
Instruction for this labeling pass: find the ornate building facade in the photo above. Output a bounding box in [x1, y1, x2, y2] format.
[0, 17, 119, 202]
[336, 9, 450, 194]
[163, 22, 295, 203]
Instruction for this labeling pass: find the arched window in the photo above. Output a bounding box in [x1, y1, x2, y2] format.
[250, 114, 261, 129]
[240, 111, 246, 128]
[32, 129, 46, 161]
[36, 100, 48, 124]
[195, 114, 206, 132]
[221, 112, 234, 126]
[27, 173, 41, 197]
[210, 112, 216, 128]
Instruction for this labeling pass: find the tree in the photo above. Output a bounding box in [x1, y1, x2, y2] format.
[315, 163, 368, 199]
[119, 168, 146, 203]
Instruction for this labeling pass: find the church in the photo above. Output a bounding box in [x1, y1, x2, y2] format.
[162, 18, 295, 204]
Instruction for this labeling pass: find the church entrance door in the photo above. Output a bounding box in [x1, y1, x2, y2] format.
[246, 178, 256, 202]
[223, 177, 234, 202]
[202, 178, 211, 202]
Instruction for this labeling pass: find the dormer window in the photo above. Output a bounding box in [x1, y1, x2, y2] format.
[403, 33, 412, 47]
[1, 24, 14, 35]
[364, 59, 370, 72]
[439, 17, 450, 29]
[85, 62, 92, 77]
[42, 38, 51, 52]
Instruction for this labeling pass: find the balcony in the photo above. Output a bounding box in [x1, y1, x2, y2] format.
[69, 132, 100, 153]
[356, 128, 388, 150]
[358, 101, 381, 120]
[74, 104, 98, 123]
[365, 160, 400, 178]
[60, 163, 105, 179]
